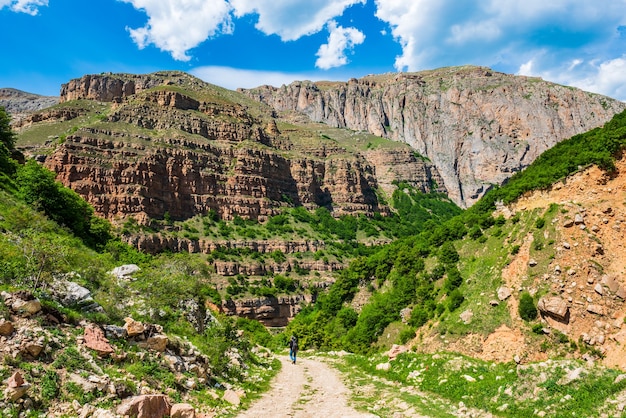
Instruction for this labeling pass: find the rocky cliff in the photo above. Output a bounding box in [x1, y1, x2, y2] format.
[0, 88, 58, 123]
[241, 66, 626, 207]
[33, 72, 443, 225]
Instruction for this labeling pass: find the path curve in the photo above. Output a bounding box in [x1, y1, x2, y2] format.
[236, 355, 378, 418]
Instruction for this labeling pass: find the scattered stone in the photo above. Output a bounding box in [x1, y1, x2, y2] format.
[462, 375, 476, 382]
[103, 324, 127, 340]
[110, 264, 141, 279]
[49, 278, 102, 312]
[0, 319, 14, 336]
[124, 317, 145, 337]
[171, 403, 196, 418]
[587, 304, 605, 316]
[497, 286, 512, 301]
[574, 213, 585, 224]
[145, 334, 168, 352]
[489, 299, 500, 306]
[537, 296, 570, 322]
[529, 259, 538, 267]
[376, 362, 391, 371]
[460, 309, 473, 324]
[117, 394, 172, 418]
[563, 219, 574, 228]
[554, 265, 562, 274]
[562, 242, 571, 249]
[223, 389, 241, 406]
[387, 344, 408, 360]
[617, 287, 626, 300]
[84, 325, 115, 356]
[594, 284, 604, 295]
[11, 298, 41, 316]
[4, 371, 29, 401]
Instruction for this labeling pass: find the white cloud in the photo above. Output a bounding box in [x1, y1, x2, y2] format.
[190, 66, 331, 90]
[229, 0, 366, 41]
[0, 0, 47, 15]
[315, 21, 365, 70]
[374, 0, 626, 73]
[120, 0, 233, 61]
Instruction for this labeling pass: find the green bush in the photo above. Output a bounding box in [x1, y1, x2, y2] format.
[398, 327, 416, 344]
[447, 289, 464, 311]
[519, 292, 538, 321]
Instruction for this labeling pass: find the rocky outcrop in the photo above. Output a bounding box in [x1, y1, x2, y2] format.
[222, 294, 313, 327]
[41, 71, 444, 226]
[241, 66, 626, 207]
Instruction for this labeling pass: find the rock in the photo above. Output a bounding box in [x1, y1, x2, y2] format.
[376, 362, 391, 371]
[562, 242, 571, 249]
[49, 278, 97, 309]
[11, 298, 41, 316]
[489, 299, 500, 306]
[537, 296, 569, 322]
[554, 265, 562, 274]
[110, 264, 141, 278]
[529, 259, 538, 267]
[460, 309, 473, 324]
[103, 324, 127, 339]
[587, 304, 605, 316]
[7, 372, 24, 388]
[616, 287, 626, 300]
[497, 286, 512, 301]
[22, 341, 44, 358]
[116, 394, 172, 418]
[171, 403, 196, 418]
[84, 325, 115, 356]
[123, 317, 145, 337]
[462, 375, 476, 382]
[4, 372, 29, 401]
[145, 334, 169, 352]
[387, 344, 408, 360]
[563, 219, 574, 228]
[574, 213, 585, 224]
[594, 284, 604, 295]
[602, 275, 620, 293]
[223, 389, 241, 406]
[0, 319, 14, 336]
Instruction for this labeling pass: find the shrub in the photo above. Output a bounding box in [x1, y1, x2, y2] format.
[535, 217, 546, 229]
[519, 292, 538, 321]
[398, 327, 416, 344]
[447, 289, 464, 311]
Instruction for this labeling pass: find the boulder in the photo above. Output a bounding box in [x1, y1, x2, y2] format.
[171, 403, 196, 418]
[587, 304, 605, 316]
[4, 372, 29, 401]
[110, 264, 140, 278]
[497, 286, 512, 301]
[49, 278, 102, 312]
[117, 394, 172, 418]
[84, 325, 115, 356]
[0, 319, 15, 336]
[103, 324, 127, 339]
[123, 317, 145, 337]
[11, 298, 41, 316]
[537, 296, 569, 322]
[145, 334, 168, 352]
[387, 344, 408, 360]
[223, 389, 241, 406]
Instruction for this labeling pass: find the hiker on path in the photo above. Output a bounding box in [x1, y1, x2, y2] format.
[288, 335, 299, 364]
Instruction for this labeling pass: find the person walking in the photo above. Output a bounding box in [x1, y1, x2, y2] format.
[288, 335, 299, 364]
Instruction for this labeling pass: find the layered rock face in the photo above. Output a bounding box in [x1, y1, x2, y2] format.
[241, 66, 626, 207]
[45, 72, 441, 223]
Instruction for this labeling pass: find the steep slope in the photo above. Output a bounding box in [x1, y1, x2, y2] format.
[241, 65, 626, 208]
[418, 155, 626, 370]
[15, 72, 444, 226]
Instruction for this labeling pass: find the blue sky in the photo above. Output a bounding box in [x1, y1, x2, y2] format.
[1, 0, 625, 100]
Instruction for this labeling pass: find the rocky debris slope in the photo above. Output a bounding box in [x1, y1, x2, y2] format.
[417, 156, 626, 371]
[26, 71, 444, 225]
[241, 66, 626, 208]
[0, 88, 58, 123]
[0, 285, 266, 417]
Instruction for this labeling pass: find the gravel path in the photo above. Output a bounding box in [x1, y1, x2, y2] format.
[236, 355, 378, 418]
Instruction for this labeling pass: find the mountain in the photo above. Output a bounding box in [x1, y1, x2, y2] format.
[16, 71, 443, 228]
[0, 88, 59, 123]
[240, 65, 626, 208]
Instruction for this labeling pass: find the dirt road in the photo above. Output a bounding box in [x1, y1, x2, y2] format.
[236, 355, 378, 418]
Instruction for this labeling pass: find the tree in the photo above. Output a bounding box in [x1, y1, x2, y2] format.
[0, 106, 18, 176]
[519, 292, 538, 321]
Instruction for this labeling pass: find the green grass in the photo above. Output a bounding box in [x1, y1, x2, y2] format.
[337, 352, 626, 417]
